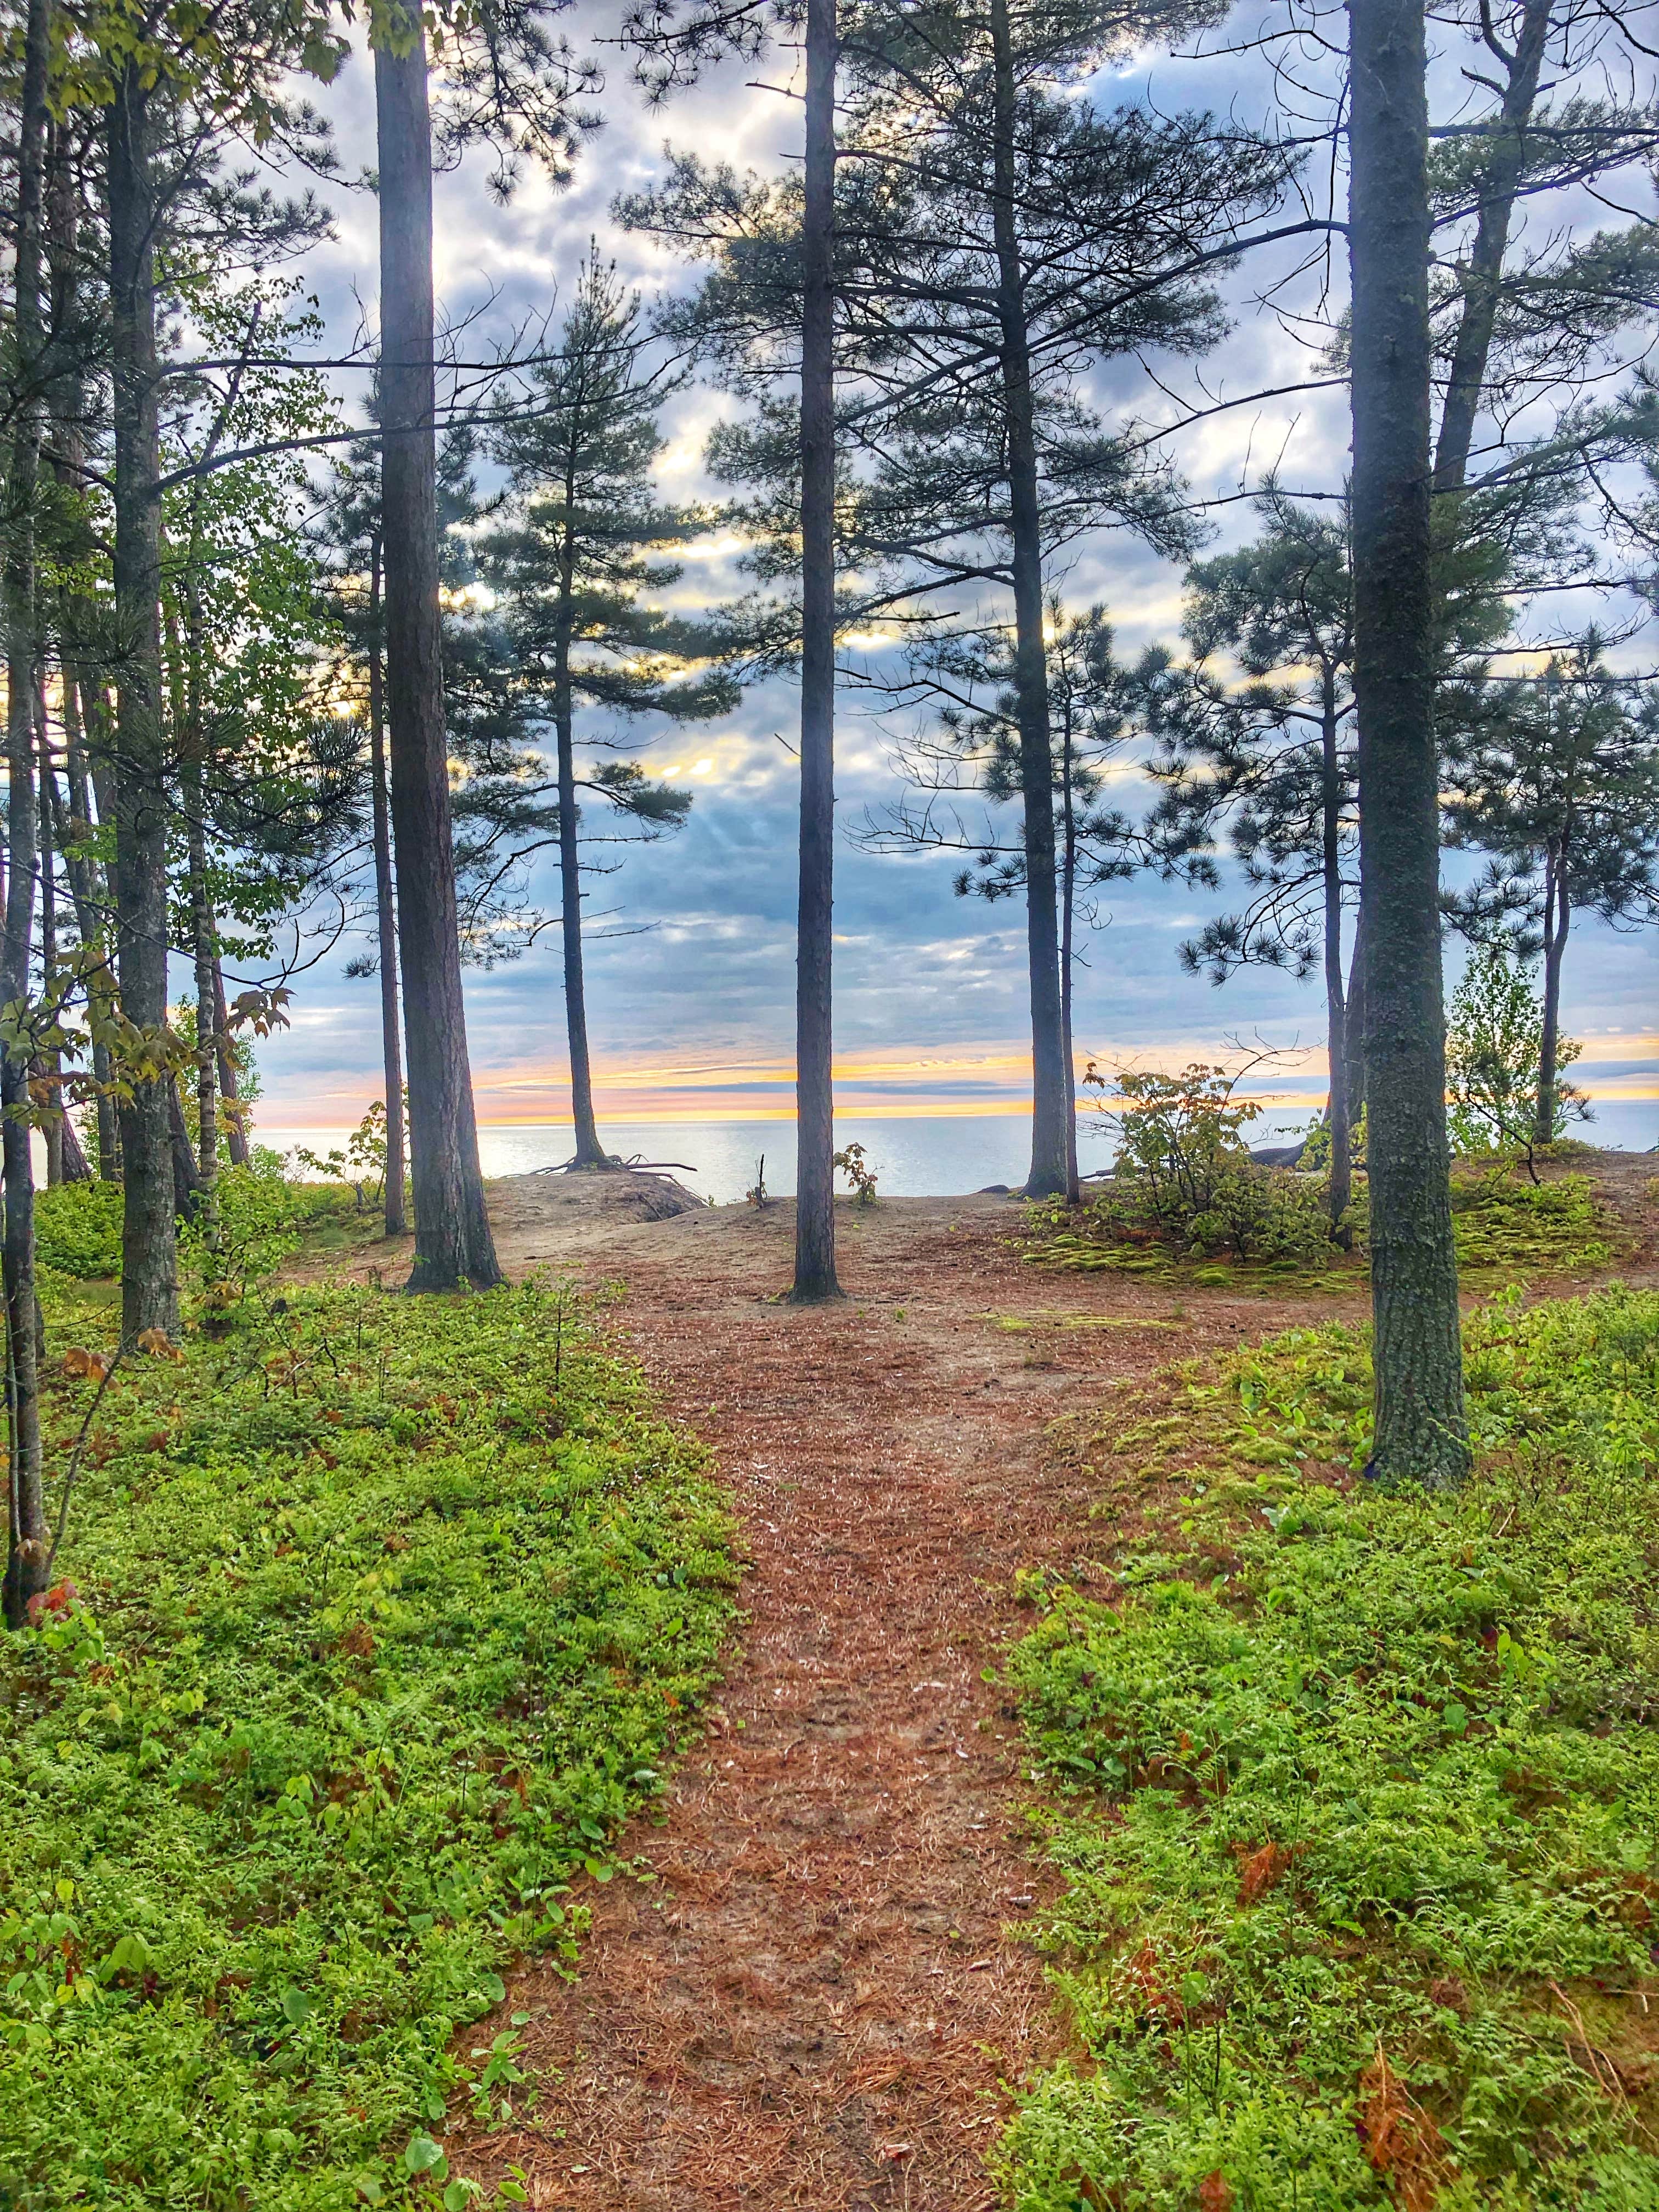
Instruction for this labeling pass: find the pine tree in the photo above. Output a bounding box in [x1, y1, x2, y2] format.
[640, 21, 1288, 1200]
[370, 0, 596, 1293]
[1444, 636, 1659, 1144]
[1138, 494, 1359, 1235]
[1349, 0, 1469, 1489]
[480, 250, 733, 1169]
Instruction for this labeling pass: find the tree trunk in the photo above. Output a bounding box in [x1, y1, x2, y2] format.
[54, 682, 118, 1180]
[210, 958, 249, 1169]
[1350, 0, 1468, 1488]
[108, 64, 179, 1342]
[367, 542, 407, 1234]
[989, 0, 1067, 1200]
[375, 27, 501, 1291]
[555, 526, 606, 1168]
[47, 133, 109, 1194]
[182, 571, 221, 1254]
[1059, 717, 1080, 1205]
[1343, 907, 1367, 1129]
[788, 0, 843, 1302]
[1534, 846, 1570, 1146]
[1321, 677, 1352, 1239]
[3, 0, 50, 1629]
[1431, 0, 1554, 495]
[168, 1077, 204, 1221]
[35, 682, 63, 1188]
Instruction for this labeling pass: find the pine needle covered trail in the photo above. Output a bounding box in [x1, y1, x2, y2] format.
[450, 1189, 1367, 2212]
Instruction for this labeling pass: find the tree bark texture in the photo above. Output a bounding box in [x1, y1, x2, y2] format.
[368, 544, 408, 1234]
[108, 65, 179, 1341]
[375, 29, 501, 1290]
[789, 0, 843, 1302]
[3, 0, 51, 1626]
[1349, 0, 1468, 1487]
[989, 0, 1068, 1200]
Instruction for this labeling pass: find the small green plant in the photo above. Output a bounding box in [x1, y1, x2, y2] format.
[833, 1141, 878, 1204]
[1000, 1289, 1659, 2209]
[291, 1101, 391, 1211]
[1447, 945, 1587, 1176]
[34, 1178, 125, 1278]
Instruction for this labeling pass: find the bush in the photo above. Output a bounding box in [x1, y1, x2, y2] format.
[1000, 1289, 1659, 2209]
[1054, 1061, 1338, 1272]
[184, 1155, 314, 1295]
[0, 1278, 737, 2210]
[35, 1178, 125, 1278]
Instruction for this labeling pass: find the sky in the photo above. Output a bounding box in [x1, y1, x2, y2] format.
[240, 2, 1659, 1146]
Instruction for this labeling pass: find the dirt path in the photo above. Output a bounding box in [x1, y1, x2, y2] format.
[299, 1154, 1657, 2211]
[396, 1184, 1361, 2212]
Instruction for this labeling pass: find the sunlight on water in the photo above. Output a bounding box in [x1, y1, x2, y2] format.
[256, 1099, 1656, 1209]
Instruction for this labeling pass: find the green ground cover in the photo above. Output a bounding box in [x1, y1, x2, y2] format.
[1001, 1287, 1659, 2210]
[1026, 1169, 1623, 1293]
[0, 1273, 737, 2210]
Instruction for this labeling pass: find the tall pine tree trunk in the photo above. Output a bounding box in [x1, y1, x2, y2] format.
[1534, 846, 1570, 1146]
[789, 0, 843, 1301]
[375, 25, 500, 1291]
[108, 64, 179, 1342]
[2, 0, 50, 1627]
[554, 529, 606, 1168]
[1321, 676, 1352, 1238]
[989, 0, 1067, 1201]
[1350, 0, 1467, 1487]
[367, 541, 407, 1234]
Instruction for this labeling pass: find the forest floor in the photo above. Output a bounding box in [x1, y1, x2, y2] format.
[304, 1152, 1659, 2212]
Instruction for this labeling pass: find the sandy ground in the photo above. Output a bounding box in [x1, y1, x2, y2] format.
[317, 1154, 1657, 2212]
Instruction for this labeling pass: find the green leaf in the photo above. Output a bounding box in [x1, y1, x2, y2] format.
[404, 2135, 445, 2176]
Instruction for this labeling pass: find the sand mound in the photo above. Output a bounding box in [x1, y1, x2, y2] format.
[487, 1166, 707, 1233]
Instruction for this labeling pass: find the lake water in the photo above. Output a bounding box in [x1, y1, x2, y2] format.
[257, 1098, 1659, 1207]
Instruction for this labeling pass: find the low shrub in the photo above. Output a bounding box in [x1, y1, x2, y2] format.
[1000, 1288, 1659, 2210]
[1451, 1166, 1620, 1276]
[35, 1178, 125, 1278]
[0, 1278, 737, 2210]
[1034, 1166, 1622, 1289]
